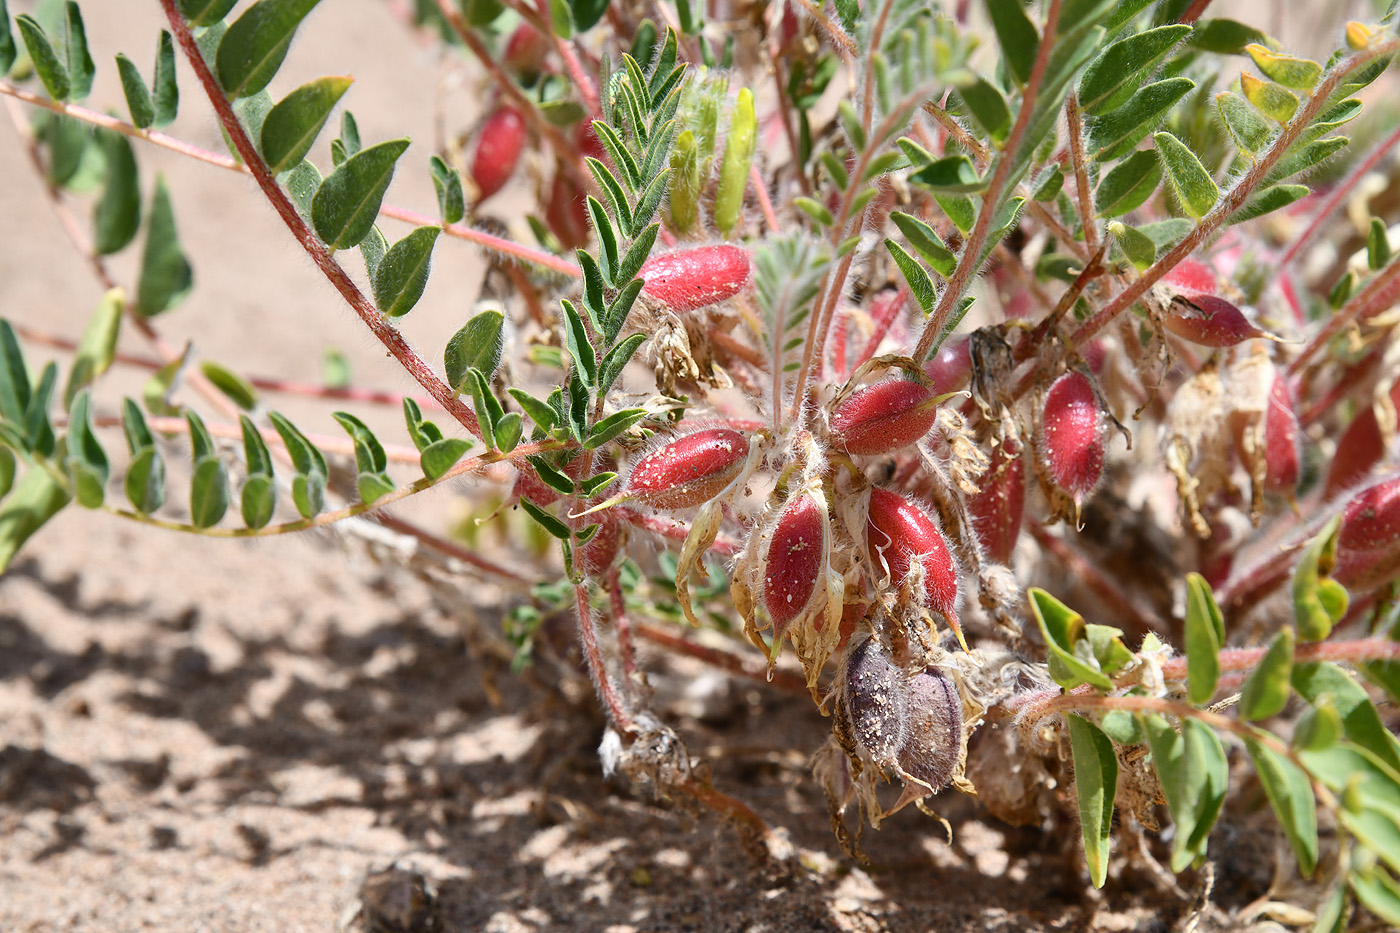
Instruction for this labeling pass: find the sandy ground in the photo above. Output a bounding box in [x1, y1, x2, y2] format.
[0, 2, 1330, 931]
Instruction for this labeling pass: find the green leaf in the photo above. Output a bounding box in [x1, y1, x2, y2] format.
[596, 333, 646, 400]
[1108, 221, 1156, 270]
[338, 110, 361, 157]
[568, 0, 608, 31]
[1352, 868, 1400, 926]
[312, 138, 410, 250]
[494, 411, 523, 453]
[461, 0, 504, 26]
[890, 212, 956, 278]
[125, 447, 166, 515]
[52, 5, 92, 103]
[65, 391, 108, 508]
[794, 197, 834, 227]
[216, 0, 323, 99]
[1229, 184, 1309, 225]
[421, 437, 471, 480]
[189, 455, 229, 528]
[885, 240, 939, 319]
[584, 407, 646, 449]
[616, 223, 659, 293]
[444, 308, 505, 390]
[464, 368, 503, 443]
[331, 411, 387, 476]
[135, 176, 194, 317]
[429, 154, 464, 225]
[200, 361, 258, 410]
[141, 349, 186, 417]
[1184, 572, 1224, 706]
[1187, 18, 1264, 55]
[1154, 131, 1218, 220]
[1239, 626, 1294, 721]
[151, 30, 178, 127]
[1293, 696, 1342, 752]
[580, 472, 616, 496]
[1087, 78, 1195, 161]
[0, 319, 30, 428]
[519, 496, 571, 539]
[1293, 662, 1400, 773]
[987, 0, 1039, 86]
[0, 448, 12, 500]
[604, 279, 644, 345]
[16, 14, 70, 102]
[121, 394, 156, 453]
[178, 0, 239, 28]
[1067, 714, 1117, 888]
[92, 130, 142, 256]
[1245, 739, 1317, 877]
[283, 159, 322, 218]
[1079, 24, 1191, 115]
[585, 197, 618, 286]
[957, 77, 1011, 143]
[355, 471, 395, 505]
[239, 414, 273, 477]
[0, 0, 15, 77]
[529, 457, 575, 496]
[1266, 136, 1349, 186]
[714, 88, 755, 237]
[240, 473, 275, 529]
[1369, 217, 1392, 271]
[1031, 164, 1065, 201]
[38, 114, 93, 190]
[63, 288, 123, 409]
[1028, 588, 1115, 691]
[115, 54, 155, 129]
[507, 389, 558, 435]
[1144, 714, 1229, 872]
[1216, 91, 1271, 157]
[359, 224, 386, 280]
[1293, 516, 1347, 642]
[667, 130, 700, 234]
[1245, 44, 1321, 91]
[909, 155, 985, 194]
[268, 411, 326, 518]
[0, 467, 70, 572]
[934, 193, 976, 234]
[1241, 73, 1298, 123]
[260, 76, 353, 175]
[373, 225, 440, 318]
[559, 298, 597, 389]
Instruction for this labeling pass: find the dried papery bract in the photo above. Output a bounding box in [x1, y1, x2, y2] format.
[639, 245, 752, 313]
[1037, 371, 1110, 526]
[865, 487, 964, 648]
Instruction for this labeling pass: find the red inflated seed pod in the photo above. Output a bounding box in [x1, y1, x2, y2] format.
[762, 494, 824, 633]
[470, 106, 527, 204]
[639, 245, 751, 313]
[866, 487, 961, 641]
[829, 378, 939, 456]
[625, 428, 748, 511]
[1039, 371, 1106, 515]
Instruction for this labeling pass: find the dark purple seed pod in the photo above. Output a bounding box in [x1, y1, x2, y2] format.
[896, 667, 961, 793]
[841, 635, 907, 768]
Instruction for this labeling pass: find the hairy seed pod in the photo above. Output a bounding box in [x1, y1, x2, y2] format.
[829, 379, 939, 456]
[840, 635, 907, 768]
[1335, 479, 1400, 593]
[1161, 258, 1218, 295]
[579, 515, 622, 576]
[896, 666, 962, 793]
[922, 337, 971, 395]
[1325, 408, 1384, 498]
[968, 443, 1026, 565]
[763, 494, 824, 632]
[1164, 294, 1271, 347]
[639, 245, 751, 312]
[1039, 371, 1106, 511]
[470, 106, 527, 204]
[502, 23, 550, 78]
[626, 428, 748, 510]
[865, 488, 960, 629]
[1263, 374, 1301, 493]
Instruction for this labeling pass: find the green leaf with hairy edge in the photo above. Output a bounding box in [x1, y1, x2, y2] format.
[268, 411, 326, 518]
[283, 159, 321, 218]
[200, 361, 258, 409]
[1144, 714, 1228, 872]
[508, 389, 557, 434]
[1028, 587, 1114, 691]
[239, 414, 273, 477]
[1294, 696, 1342, 752]
[179, 0, 238, 27]
[581, 472, 615, 496]
[125, 444, 166, 515]
[1293, 662, 1400, 773]
[1352, 868, 1400, 926]
[355, 471, 394, 505]
[576, 251, 606, 334]
[1079, 24, 1191, 115]
[216, 0, 323, 99]
[617, 224, 659, 294]
[0, 467, 70, 572]
[1267, 137, 1349, 187]
[56, 2, 93, 101]
[189, 455, 229, 528]
[1108, 221, 1155, 270]
[420, 437, 470, 480]
[93, 127, 142, 256]
[1245, 44, 1321, 91]
[909, 155, 986, 194]
[1216, 91, 1270, 157]
[530, 457, 574, 496]
[520, 496, 570, 539]
[1154, 131, 1218, 220]
[1184, 572, 1223, 706]
[1087, 78, 1194, 161]
[260, 76, 353, 175]
[891, 213, 956, 279]
[1245, 738, 1317, 877]
[401, 398, 441, 452]
[631, 168, 670, 239]
[586, 196, 618, 286]
[884, 240, 938, 319]
[494, 412, 523, 453]
[331, 411, 387, 476]
[185, 409, 215, 461]
[16, 15, 69, 101]
[22, 362, 56, 458]
[1301, 743, 1400, 834]
[338, 110, 360, 157]
[559, 299, 597, 389]
[141, 347, 186, 417]
[373, 225, 440, 318]
[987, 0, 1038, 85]
[584, 407, 646, 449]
[39, 114, 92, 190]
[464, 368, 503, 442]
[668, 130, 700, 234]
[1032, 164, 1065, 201]
[135, 176, 194, 317]
[1369, 217, 1391, 271]
[429, 155, 464, 225]
[116, 54, 155, 129]
[445, 309, 504, 391]
[1067, 714, 1116, 889]
[1293, 516, 1347, 642]
[65, 392, 108, 508]
[151, 31, 177, 126]
[312, 138, 410, 250]
[714, 88, 755, 237]
[63, 288, 123, 409]
[957, 77, 1010, 143]
[0, 0, 15, 76]
[597, 333, 646, 400]
[1241, 73, 1298, 123]
[794, 197, 834, 227]
[934, 193, 975, 234]
[1230, 184, 1309, 225]
[359, 224, 386, 280]
[240, 474, 275, 529]
[1239, 626, 1294, 721]
[1187, 18, 1264, 55]
[0, 321, 31, 428]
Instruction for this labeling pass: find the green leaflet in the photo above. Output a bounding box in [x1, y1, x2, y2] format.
[714, 88, 755, 237]
[1095, 149, 1160, 217]
[260, 76, 354, 175]
[372, 225, 441, 318]
[152, 31, 178, 127]
[58, 2, 94, 101]
[116, 53, 156, 129]
[65, 391, 109, 508]
[1067, 714, 1117, 889]
[1238, 626, 1294, 721]
[1246, 739, 1318, 877]
[1078, 24, 1191, 115]
[1241, 72, 1298, 123]
[429, 155, 465, 225]
[1087, 78, 1194, 161]
[1245, 43, 1321, 90]
[986, 0, 1039, 86]
[135, 176, 195, 317]
[93, 130, 142, 256]
[16, 14, 70, 102]
[0, 0, 15, 76]
[444, 309, 505, 391]
[311, 138, 410, 250]
[1144, 714, 1229, 872]
[1216, 91, 1271, 157]
[1028, 588, 1131, 691]
[62, 288, 123, 408]
[1183, 573, 1224, 706]
[178, 0, 239, 28]
[216, 0, 323, 99]
[1154, 131, 1219, 220]
[0, 467, 71, 573]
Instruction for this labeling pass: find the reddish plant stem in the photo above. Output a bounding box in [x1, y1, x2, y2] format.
[854, 285, 909, 370]
[1176, 0, 1214, 24]
[1067, 38, 1400, 355]
[607, 568, 639, 679]
[789, 0, 858, 62]
[633, 622, 808, 695]
[1064, 93, 1098, 256]
[750, 164, 780, 235]
[575, 581, 636, 733]
[1288, 252, 1400, 377]
[376, 512, 536, 585]
[615, 507, 741, 556]
[161, 0, 484, 439]
[380, 204, 582, 276]
[1028, 523, 1163, 642]
[912, 0, 1065, 363]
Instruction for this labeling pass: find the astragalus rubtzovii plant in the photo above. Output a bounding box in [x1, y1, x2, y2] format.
[5, 0, 1400, 921]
